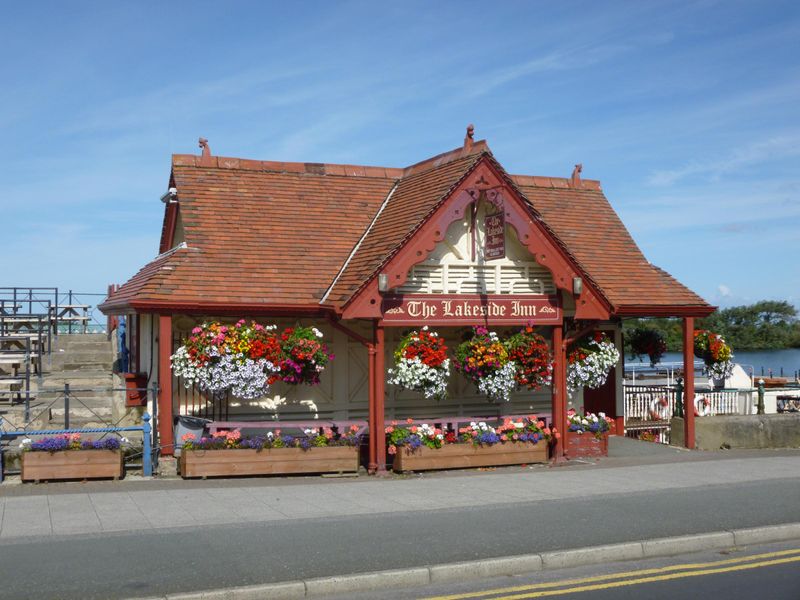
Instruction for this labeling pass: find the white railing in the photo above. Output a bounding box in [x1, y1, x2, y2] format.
[624, 385, 748, 444]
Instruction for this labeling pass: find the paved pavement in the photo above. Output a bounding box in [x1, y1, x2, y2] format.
[1, 438, 799, 540]
[1, 439, 799, 599]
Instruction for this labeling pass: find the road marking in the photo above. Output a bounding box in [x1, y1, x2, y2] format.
[422, 548, 800, 600]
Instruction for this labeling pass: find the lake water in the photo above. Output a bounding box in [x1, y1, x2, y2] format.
[626, 348, 800, 378]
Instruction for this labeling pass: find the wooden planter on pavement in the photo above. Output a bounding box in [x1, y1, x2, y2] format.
[180, 446, 359, 478]
[392, 442, 548, 473]
[22, 450, 123, 482]
[565, 432, 609, 458]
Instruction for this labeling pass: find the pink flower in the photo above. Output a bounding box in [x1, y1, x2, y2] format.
[500, 434, 508, 441]
[388, 445, 397, 455]
[470, 431, 478, 437]
[350, 425, 359, 433]
[386, 426, 395, 434]
[512, 434, 519, 441]
[410, 426, 418, 433]
[537, 421, 545, 428]
[192, 327, 202, 334]
[406, 418, 414, 424]
[182, 433, 196, 441]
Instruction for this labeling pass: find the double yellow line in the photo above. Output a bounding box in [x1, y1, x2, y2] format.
[422, 548, 800, 599]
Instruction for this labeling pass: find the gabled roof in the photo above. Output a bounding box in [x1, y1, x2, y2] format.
[101, 137, 712, 317]
[511, 176, 709, 314]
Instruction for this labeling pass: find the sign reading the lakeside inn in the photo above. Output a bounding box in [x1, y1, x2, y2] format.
[380, 294, 562, 326]
[484, 212, 505, 260]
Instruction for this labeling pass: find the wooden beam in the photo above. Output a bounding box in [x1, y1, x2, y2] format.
[375, 323, 387, 473]
[552, 325, 566, 461]
[683, 317, 696, 449]
[158, 314, 174, 456]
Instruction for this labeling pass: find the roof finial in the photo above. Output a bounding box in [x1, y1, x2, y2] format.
[198, 137, 211, 157]
[570, 163, 583, 188]
[463, 124, 475, 152]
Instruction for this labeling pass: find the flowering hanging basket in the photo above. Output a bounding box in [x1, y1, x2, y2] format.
[278, 326, 334, 385]
[171, 320, 283, 400]
[566, 332, 620, 395]
[454, 327, 517, 402]
[506, 325, 553, 390]
[171, 321, 334, 400]
[388, 326, 450, 400]
[693, 330, 734, 380]
[627, 327, 667, 367]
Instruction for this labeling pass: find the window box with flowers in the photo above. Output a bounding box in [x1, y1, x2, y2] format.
[389, 417, 553, 472]
[565, 410, 613, 458]
[20, 435, 125, 482]
[179, 427, 362, 478]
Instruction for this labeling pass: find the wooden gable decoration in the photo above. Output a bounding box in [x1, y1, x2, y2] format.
[342, 156, 611, 322]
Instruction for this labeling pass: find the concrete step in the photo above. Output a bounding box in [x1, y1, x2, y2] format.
[51, 349, 114, 360]
[52, 342, 112, 353]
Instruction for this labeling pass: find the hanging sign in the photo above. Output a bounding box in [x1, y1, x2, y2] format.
[380, 294, 561, 326]
[484, 212, 505, 260]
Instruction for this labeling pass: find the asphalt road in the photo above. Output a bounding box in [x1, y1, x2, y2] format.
[1, 478, 799, 599]
[334, 541, 800, 600]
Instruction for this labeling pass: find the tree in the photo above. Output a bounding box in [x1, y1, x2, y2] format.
[623, 301, 800, 354]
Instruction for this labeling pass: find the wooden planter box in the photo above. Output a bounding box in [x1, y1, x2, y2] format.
[392, 442, 549, 473]
[22, 450, 123, 482]
[180, 446, 359, 478]
[566, 432, 609, 458]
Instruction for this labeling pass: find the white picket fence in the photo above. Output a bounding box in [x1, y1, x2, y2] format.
[624, 384, 745, 443]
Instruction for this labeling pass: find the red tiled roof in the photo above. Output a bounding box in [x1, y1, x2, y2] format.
[325, 147, 486, 306]
[101, 141, 711, 317]
[511, 177, 709, 312]
[101, 159, 396, 312]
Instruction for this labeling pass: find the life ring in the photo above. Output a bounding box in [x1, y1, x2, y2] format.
[648, 396, 670, 421]
[694, 396, 711, 417]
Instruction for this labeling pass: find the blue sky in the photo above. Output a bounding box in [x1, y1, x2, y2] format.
[2, 0, 798, 309]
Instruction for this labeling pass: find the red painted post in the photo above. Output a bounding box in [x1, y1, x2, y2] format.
[552, 326, 565, 460]
[375, 324, 387, 473]
[683, 317, 696, 449]
[367, 339, 377, 474]
[158, 314, 175, 456]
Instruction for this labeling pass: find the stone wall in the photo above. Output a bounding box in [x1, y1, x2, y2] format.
[671, 415, 800, 450]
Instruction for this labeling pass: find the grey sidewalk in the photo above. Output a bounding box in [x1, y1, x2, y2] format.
[2, 442, 799, 540]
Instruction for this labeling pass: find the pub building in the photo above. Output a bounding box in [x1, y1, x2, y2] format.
[100, 127, 713, 472]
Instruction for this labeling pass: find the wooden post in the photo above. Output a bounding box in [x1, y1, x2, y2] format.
[552, 325, 566, 460]
[375, 324, 387, 473]
[683, 317, 695, 449]
[367, 339, 377, 474]
[158, 314, 175, 456]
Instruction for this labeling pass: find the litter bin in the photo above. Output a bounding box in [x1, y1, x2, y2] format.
[173, 416, 210, 456]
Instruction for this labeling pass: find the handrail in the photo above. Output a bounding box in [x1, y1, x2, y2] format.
[0, 414, 152, 482]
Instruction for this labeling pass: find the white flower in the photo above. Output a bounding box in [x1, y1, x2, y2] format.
[422, 325, 429, 331]
[312, 327, 323, 338]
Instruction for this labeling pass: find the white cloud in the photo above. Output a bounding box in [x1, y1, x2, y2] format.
[718, 284, 731, 297]
[647, 133, 800, 186]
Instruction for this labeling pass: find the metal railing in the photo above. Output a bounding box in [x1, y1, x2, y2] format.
[0, 287, 107, 335]
[0, 414, 152, 482]
[0, 383, 158, 481]
[624, 383, 747, 444]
